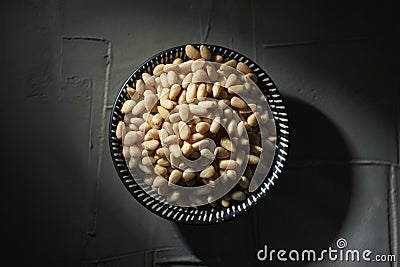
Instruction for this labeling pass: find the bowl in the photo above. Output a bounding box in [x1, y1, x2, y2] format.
[109, 44, 289, 225]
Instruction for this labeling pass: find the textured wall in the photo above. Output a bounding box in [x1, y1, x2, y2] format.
[2, 0, 399, 266]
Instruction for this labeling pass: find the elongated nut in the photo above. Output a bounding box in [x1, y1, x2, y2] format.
[128, 157, 139, 169]
[185, 45, 201, 60]
[200, 165, 215, 179]
[153, 64, 165, 75]
[186, 83, 197, 103]
[227, 84, 245, 94]
[225, 73, 238, 88]
[221, 199, 230, 207]
[173, 58, 183, 64]
[116, 121, 124, 139]
[142, 139, 160, 150]
[181, 141, 193, 156]
[231, 191, 246, 201]
[248, 154, 260, 164]
[236, 62, 252, 74]
[245, 72, 258, 83]
[122, 146, 130, 158]
[153, 176, 167, 188]
[169, 169, 182, 184]
[218, 159, 237, 169]
[169, 84, 181, 100]
[129, 145, 141, 158]
[239, 176, 250, 189]
[224, 59, 237, 68]
[157, 106, 170, 119]
[157, 158, 170, 167]
[210, 117, 221, 134]
[167, 71, 177, 85]
[192, 69, 208, 83]
[197, 83, 207, 101]
[179, 121, 191, 141]
[231, 96, 247, 109]
[200, 148, 215, 161]
[155, 164, 167, 177]
[196, 122, 210, 134]
[200, 45, 211, 60]
[190, 133, 205, 142]
[144, 129, 159, 140]
[247, 112, 258, 126]
[124, 131, 141, 145]
[142, 72, 155, 87]
[127, 87, 136, 98]
[135, 79, 145, 94]
[131, 100, 145, 115]
[226, 169, 237, 180]
[215, 146, 230, 159]
[160, 99, 175, 110]
[189, 104, 207, 116]
[121, 100, 136, 114]
[182, 169, 196, 181]
[179, 103, 190, 121]
[220, 137, 232, 151]
[212, 83, 222, 98]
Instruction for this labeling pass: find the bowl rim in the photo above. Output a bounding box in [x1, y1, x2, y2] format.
[109, 43, 290, 225]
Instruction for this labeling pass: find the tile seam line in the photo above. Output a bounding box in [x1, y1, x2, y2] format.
[61, 36, 112, 239]
[262, 34, 380, 48]
[388, 165, 398, 267]
[288, 160, 400, 168]
[83, 247, 173, 264]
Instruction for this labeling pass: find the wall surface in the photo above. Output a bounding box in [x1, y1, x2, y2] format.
[2, 0, 399, 266]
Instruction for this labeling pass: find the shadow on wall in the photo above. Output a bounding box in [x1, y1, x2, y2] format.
[176, 96, 353, 267]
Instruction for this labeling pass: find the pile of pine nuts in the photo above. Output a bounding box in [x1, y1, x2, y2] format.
[115, 45, 276, 208]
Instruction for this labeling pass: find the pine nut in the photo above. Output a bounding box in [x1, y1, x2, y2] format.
[121, 100, 136, 114]
[189, 104, 207, 116]
[142, 139, 160, 150]
[179, 121, 191, 140]
[231, 96, 247, 109]
[169, 169, 182, 184]
[220, 137, 232, 151]
[167, 71, 177, 85]
[169, 84, 181, 100]
[153, 64, 165, 75]
[196, 122, 210, 134]
[144, 129, 159, 141]
[185, 45, 201, 60]
[197, 83, 207, 101]
[218, 159, 237, 169]
[124, 131, 141, 145]
[200, 45, 211, 60]
[248, 155, 260, 164]
[236, 62, 252, 74]
[186, 83, 197, 103]
[181, 141, 193, 156]
[247, 112, 258, 126]
[231, 191, 246, 201]
[116, 121, 124, 139]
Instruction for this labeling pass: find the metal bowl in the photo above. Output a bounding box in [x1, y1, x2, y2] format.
[109, 44, 289, 225]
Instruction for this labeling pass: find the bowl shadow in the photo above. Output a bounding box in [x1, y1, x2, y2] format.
[175, 96, 353, 267]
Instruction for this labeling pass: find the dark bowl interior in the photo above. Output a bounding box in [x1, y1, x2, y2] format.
[109, 44, 289, 225]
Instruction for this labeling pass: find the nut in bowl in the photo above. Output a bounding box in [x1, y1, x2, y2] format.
[110, 44, 289, 224]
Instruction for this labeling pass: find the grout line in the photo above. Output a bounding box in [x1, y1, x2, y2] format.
[250, 0, 257, 61]
[388, 166, 398, 267]
[288, 160, 400, 168]
[262, 34, 379, 49]
[61, 35, 112, 243]
[91, 38, 112, 239]
[85, 247, 173, 264]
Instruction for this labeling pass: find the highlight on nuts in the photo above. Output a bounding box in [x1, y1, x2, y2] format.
[115, 44, 277, 208]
